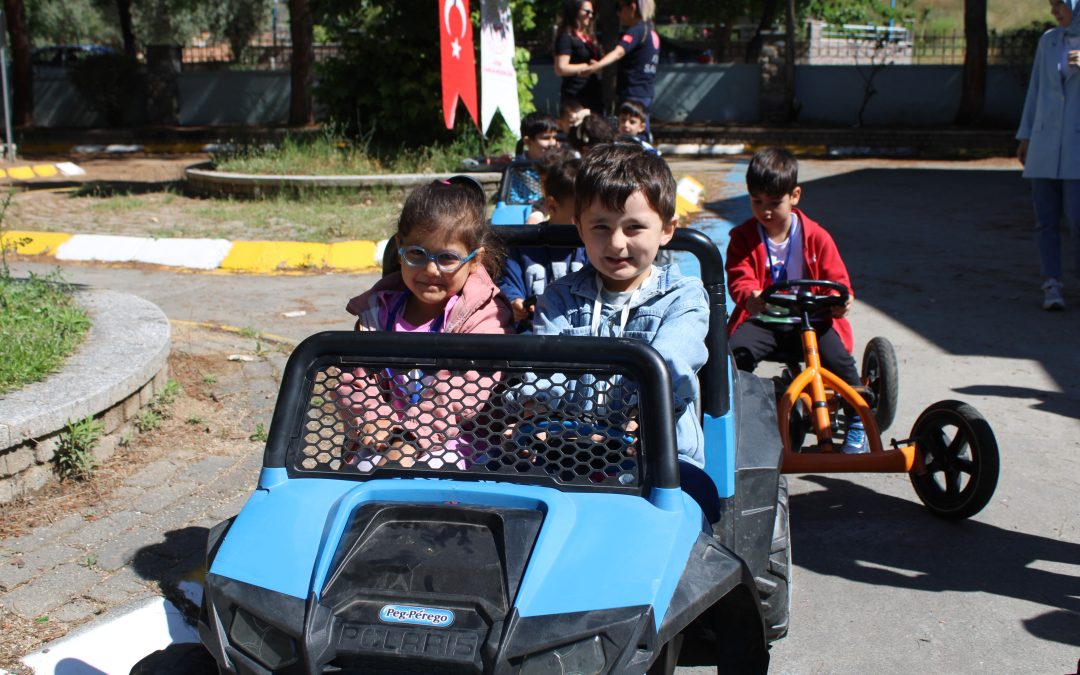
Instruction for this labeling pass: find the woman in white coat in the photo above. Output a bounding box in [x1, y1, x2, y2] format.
[1017, 0, 1080, 310]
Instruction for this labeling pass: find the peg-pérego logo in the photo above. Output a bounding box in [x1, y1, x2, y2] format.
[379, 604, 455, 628]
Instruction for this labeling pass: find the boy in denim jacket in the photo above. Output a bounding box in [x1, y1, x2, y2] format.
[533, 144, 710, 472]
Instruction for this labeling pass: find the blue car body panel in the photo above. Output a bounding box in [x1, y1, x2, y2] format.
[210, 476, 705, 630]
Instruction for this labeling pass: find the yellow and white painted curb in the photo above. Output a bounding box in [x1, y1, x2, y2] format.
[2, 230, 384, 274]
[0, 161, 85, 181]
[2, 174, 706, 274]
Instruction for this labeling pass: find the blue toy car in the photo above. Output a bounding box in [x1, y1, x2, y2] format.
[198, 226, 789, 674]
[491, 160, 542, 225]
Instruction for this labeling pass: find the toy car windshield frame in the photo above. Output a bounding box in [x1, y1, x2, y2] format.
[266, 332, 679, 496]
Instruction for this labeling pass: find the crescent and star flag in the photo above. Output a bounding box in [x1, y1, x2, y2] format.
[480, 0, 521, 137]
[440, 0, 480, 129]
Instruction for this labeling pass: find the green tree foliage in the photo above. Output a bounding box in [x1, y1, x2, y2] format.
[24, 0, 254, 50]
[25, 0, 117, 47]
[315, 0, 538, 149]
[802, 0, 915, 26]
[211, 0, 273, 62]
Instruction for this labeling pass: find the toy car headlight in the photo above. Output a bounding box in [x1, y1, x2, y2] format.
[229, 607, 298, 670]
[519, 635, 606, 675]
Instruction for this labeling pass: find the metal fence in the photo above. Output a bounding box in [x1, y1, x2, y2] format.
[181, 35, 340, 69]
[180, 23, 1043, 70]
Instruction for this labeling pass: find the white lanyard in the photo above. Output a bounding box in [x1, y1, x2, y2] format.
[589, 271, 647, 337]
[758, 214, 797, 285]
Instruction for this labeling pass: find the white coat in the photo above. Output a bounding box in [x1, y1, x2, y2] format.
[1017, 9, 1080, 180]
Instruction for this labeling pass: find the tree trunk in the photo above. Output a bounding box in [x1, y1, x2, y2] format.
[955, 0, 987, 124]
[116, 0, 136, 60]
[746, 0, 780, 63]
[288, 0, 313, 126]
[3, 0, 31, 127]
[784, 0, 796, 118]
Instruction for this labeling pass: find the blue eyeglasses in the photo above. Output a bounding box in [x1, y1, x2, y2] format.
[398, 245, 478, 273]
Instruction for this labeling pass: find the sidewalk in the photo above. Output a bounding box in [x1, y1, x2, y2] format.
[0, 322, 288, 671]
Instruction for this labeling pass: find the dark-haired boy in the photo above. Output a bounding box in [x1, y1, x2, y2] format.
[534, 144, 713, 512]
[725, 146, 866, 453]
[510, 112, 560, 205]
[616, 99, 658, 154]
[499, 151, 588, 328]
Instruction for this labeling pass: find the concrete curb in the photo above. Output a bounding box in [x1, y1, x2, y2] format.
[0, 289, 171, 451]
[183, 162, 502, 198]
[3, 230, 388, 274]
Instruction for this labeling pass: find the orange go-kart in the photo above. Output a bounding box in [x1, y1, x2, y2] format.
[761, 279, 1000, 520]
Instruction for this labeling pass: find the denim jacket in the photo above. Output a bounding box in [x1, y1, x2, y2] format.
[533, 263, 710, 466]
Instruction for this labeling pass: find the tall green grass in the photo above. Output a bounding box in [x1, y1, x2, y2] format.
[0, 272, 90, 395]
[213, 126, 518, 176]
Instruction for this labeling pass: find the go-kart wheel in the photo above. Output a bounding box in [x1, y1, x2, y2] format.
[909, 400, 999, 520]
[755, 476, 790, 642]
[788, 399, 808, 451]
[861, 337, 898, 431]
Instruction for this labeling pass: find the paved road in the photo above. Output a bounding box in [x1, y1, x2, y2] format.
[7, 156, 1080, 674]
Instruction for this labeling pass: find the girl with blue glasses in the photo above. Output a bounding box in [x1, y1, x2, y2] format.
[337, 177, 512, 470]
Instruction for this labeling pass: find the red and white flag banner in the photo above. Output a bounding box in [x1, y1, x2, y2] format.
[440, 0, 480, 129]
[480, 0, 520, 136]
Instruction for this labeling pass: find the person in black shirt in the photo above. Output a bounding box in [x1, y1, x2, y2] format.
[553, 0, 604, 114]
[582, 0, 659, 128]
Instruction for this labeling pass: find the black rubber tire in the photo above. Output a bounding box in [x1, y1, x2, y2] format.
[756, 476, 791, 641]
[788, 398, 809, 451]
[909, 400, 999, 520]
[128, 643, 219, 674]
[861, 337, 899, 432]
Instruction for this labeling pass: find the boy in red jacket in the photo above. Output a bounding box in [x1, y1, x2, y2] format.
[725, 147, 866, 453]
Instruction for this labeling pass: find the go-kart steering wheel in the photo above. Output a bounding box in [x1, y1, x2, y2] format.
[759, 279, 849, 318]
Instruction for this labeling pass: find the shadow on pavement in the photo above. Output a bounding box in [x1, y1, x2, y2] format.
[790, 475, 1080, 648]
[69, 180, 184, 197]
[130, 526, 208, 583]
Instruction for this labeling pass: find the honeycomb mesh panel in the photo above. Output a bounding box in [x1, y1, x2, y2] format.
[293, 361, 643, 490]
[504, 165, 543, 205]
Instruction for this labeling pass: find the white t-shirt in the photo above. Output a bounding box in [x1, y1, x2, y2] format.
[763, 214, 803, 283]
[757, 214, 803, 323]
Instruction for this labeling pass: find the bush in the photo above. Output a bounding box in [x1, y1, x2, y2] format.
[315, 0, 536, 150]
[55, 416, 103, 480]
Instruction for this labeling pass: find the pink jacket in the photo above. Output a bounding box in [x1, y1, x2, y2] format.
[336, 267, 512, 471]
[345, 266, 513, 334]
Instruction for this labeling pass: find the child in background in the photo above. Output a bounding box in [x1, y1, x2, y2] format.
[337, 177, 513, 469]
[534, 143, 716, 518]
[725, 147, 865, 453]
[509, 113, 560, 205]
[557, 97, 591, 137]
[567, 112, 616, 155]
[616, 99, 659, 155]
[499, 152, 588, 329]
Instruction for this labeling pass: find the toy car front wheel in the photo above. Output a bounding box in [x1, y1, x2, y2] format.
[908, 400, 999, 520]
[756, 476, 791, 641]
[861, 337, 898, 431]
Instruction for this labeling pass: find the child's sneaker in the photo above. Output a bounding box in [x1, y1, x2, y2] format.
[841, 418, 868, 454]
[1042, 279, 1065, 311]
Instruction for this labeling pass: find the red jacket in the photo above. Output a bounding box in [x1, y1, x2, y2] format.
[725, 208, 855, 352]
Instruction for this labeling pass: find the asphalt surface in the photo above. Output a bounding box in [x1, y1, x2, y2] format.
[5, 156, 1080, 674]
